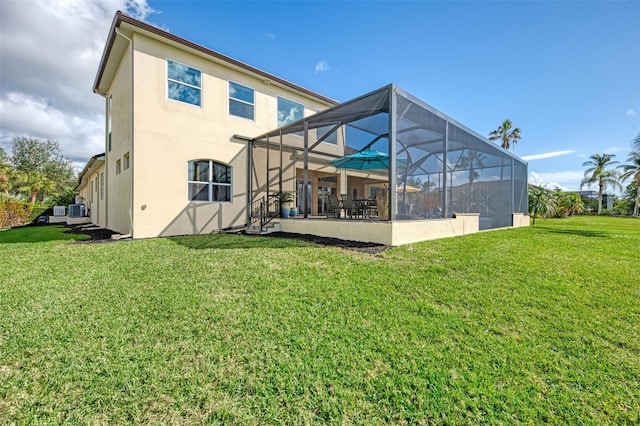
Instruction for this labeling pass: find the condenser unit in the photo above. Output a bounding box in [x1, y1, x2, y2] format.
[68, 204, 85, 218]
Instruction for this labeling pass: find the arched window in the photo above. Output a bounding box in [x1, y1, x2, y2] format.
[188, 160, 232, 202]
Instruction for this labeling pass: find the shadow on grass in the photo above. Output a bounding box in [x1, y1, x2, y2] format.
[535, 227, 609, 238]
[169, 232, 315, 250]
[0, 225, 90, 244]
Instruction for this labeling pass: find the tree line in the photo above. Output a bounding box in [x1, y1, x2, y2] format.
[0, 136, 76, 205]
[529, 133, 640, 221]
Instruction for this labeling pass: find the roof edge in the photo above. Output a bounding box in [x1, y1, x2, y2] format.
[93, 11, 339, 105]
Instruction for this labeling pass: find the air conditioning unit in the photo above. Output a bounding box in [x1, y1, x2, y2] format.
[68, 204, 85, 218]
[53, 206, 65, 216]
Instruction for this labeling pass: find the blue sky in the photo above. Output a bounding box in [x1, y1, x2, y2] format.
[1, 0, 638, 191]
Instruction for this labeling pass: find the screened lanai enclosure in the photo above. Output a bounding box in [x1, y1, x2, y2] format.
[249, 85, 528, 243]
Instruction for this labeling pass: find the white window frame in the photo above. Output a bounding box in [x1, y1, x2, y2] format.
[100, 173, 105, 201]
[188, 160, 232, 203]
[166, 58, 202, 107]
[277, 96, 304, 135]
[228, 80, 255, 121]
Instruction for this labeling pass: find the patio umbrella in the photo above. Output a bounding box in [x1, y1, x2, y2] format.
[396, 184, 420, 193]
[329, 149, 407, 171]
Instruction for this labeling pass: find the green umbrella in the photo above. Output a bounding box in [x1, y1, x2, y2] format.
[330, 149, 407, 170]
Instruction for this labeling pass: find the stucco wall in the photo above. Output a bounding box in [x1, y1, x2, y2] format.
[279, 214, 481, 247]
[106, 42, 133, 235]
[124, 33, 334, 238]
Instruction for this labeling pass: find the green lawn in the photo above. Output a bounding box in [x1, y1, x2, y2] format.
[1, 217, 638, 424]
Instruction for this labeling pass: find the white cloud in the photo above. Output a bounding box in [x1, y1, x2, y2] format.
[262, 32, 276, 40]
[521, 150, 575, 161]
[626, 108, 637, 117]
[315, 60, 330, 74]
[529, 171, 545, 186]
[0, 0, 155, 162]
[529, 170, 584, 191]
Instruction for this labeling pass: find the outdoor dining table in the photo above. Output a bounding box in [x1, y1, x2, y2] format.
[354, 199, 378, 219]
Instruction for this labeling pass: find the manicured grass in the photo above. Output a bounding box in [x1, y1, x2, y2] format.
[0, 216, 638, 423]
[0, 224, 89, 244]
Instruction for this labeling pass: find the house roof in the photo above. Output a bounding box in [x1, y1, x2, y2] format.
[93, 11, 339, 106]
[75, 153, 105, 191]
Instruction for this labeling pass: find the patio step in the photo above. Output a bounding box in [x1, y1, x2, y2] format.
[246, 221, 280, 235]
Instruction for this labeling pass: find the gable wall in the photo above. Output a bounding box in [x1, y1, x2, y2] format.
[127, 33, 334, 238]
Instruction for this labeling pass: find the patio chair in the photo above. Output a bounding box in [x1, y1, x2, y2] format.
[327, 194, 341, 218]
[341, 194, 362, 219]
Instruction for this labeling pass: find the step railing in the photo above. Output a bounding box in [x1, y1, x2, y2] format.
[249, 193, 280, 232]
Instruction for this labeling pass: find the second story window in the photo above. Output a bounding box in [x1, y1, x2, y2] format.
[229, 81, 254, 120]
[277, 96, 303, 128]
[167, 59, 201, 106]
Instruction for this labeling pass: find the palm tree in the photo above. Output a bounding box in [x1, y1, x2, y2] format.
[580, 153, 620, 215]
[632, 132, 640, 152]
[488, 119, 522, 150]
[618, 151, 640, 216]
[528, 185, 555, 225]
[17, 171, 55, 204]
[459, 150, 487, 188]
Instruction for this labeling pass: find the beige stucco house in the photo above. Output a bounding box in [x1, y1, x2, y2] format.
[78, 11, 341, 239]
[76, 11, 528, 245]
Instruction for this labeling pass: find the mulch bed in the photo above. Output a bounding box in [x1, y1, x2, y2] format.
[66, 225, 119, 243]
[64, 225, 390, 254]
[261, 231, 390, 255]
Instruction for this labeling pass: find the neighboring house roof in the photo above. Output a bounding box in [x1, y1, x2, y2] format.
[93, 11, 339, 106]
[75, 153, 105, 191]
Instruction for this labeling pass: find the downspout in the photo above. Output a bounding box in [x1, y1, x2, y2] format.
[115, 27, 134, 238]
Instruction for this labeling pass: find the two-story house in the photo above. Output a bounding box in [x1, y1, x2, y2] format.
[77, 11, 529, 245]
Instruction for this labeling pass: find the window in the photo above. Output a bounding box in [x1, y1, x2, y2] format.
[167, 59, 201, 106]
[90, 180, 94, 203]
[100, 173, 105, 201]
[123, 152, 130, 170]
[229, 81, 254, 120]
[277, 96, 303, 128]
[108, 95, 112, 151]
[316, 109, 338, 145]
[116, 159, 121, 175]
[188, 160, 231, 202]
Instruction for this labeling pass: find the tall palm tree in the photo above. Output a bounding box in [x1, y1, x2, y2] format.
[580, 153, 620, 215]
[488, 119, 522, 150]
[459, 150, 487, 188]
[618, 151, 640, 216]
[632, 132, 640, 152]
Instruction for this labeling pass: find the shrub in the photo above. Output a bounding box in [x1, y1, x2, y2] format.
[0, 200, 33, 229]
